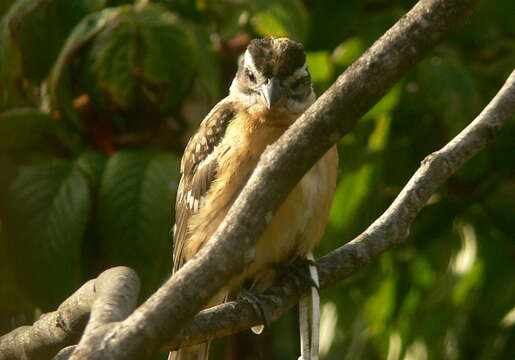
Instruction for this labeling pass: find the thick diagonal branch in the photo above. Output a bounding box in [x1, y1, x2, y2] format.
[72, 1, 479, 359]
[162, 70, 515, 350]
[0, 0, 483, 359]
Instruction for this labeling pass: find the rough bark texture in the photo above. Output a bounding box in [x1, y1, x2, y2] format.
[0, 0, 497, 359]
[0, 267, 139, 360]
[102, 1, 478, 359]
[162, 69, 515, 351]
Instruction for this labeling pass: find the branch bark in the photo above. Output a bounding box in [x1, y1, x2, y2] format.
[0, 0, 496, 359]
[95, 1, 479, 359]
[162, 69, 515, 350]
[0, 267, 139, 360]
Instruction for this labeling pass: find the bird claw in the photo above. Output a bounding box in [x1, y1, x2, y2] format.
[237, 291, 271, 334]
[286, 258, 320, 294]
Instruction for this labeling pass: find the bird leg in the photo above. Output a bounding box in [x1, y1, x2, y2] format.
[298, 252, 320, 360]
[237, 291, 271, 334]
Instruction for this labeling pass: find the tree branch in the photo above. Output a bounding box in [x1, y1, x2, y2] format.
[0, 0, 489, 359]
[162, 69, 515, 350]
[92, 1, 478, 359]
[0, 267, 139, 360]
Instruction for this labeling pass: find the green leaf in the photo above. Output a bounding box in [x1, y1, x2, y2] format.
[363, 84, 402, 121]
[96, 150, 180, 297]
[0, 0, 17, 18]
[89, 12, 137, 109]
[332, 37, 365, 69]
[330, 163, 374, 235]
[252, 0, 310, 43]
[1, 156, 92, 308]
[0, 108, 81, 151]
[306, 51, 333, 94]
[417, 56, 482, 135]
[49, 6, 123, 127]
[137, 5, 197, 107]
[0, 0, 106, 109]
[86, 4, 197, 111]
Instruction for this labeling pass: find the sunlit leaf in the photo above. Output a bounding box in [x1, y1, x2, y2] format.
[332, 37, 365, 68]
[252, 0, 310, 43]
[306, 51, 333, 94]
[363, 84, 401, 121]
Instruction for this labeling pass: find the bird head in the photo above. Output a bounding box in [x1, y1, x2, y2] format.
[230, 37, 315, 115]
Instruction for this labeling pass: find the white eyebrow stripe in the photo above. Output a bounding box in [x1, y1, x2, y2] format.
[243, 50, 257, 70]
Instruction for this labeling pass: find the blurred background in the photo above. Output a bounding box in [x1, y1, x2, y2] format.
[0, 0, 513, 359]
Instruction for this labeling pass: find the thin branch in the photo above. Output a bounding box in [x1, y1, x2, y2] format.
[0, 267, 139, 360]
[0, 0, 485, 359]
[162, 69, 515, 350]
[90, 1, 478, 359]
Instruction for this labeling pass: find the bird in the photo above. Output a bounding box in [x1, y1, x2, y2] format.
[170, 37, 338, 360]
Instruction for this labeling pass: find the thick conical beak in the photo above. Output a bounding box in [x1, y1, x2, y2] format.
[260, 77, 285, 109]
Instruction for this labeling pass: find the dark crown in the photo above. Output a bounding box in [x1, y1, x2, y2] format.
[246, 37, 306, 79]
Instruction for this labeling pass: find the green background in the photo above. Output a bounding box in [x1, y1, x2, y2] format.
[0, 0, 514, 359]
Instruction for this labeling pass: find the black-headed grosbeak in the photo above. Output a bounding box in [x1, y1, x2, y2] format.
[170, 37, 338, 360]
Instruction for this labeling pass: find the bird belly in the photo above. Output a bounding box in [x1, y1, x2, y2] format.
[243, 146, 338, 288]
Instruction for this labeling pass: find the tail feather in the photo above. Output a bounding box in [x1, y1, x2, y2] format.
[298, 252, 320, 360]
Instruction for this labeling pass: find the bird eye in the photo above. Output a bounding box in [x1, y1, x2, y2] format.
[246, 69, 256, 83]
[291, 79, 303, 89]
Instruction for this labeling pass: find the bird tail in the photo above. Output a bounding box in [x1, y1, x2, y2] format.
[298, 252, 320, 360]
[167, 290, 228, 360]
[168, 343, 210, 360]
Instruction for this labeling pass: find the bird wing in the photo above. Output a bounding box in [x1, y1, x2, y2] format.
[173, 99, 236, 273]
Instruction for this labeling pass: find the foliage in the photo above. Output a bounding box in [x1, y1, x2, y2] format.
[0, 0, 513, 359]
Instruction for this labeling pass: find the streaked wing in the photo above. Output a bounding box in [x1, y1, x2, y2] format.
[172, 99, 236, 273]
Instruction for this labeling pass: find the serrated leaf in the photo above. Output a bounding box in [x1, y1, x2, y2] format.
[49, 6, 124, 127]
[86, 4, 197, 111]
[89, 14, 137, 108]
[1, 157, 92, 308]
[0, 108, 81, 151]
[137, 5, 197, 107]
[75, 150, 107, 188]
[0, 0, 106, 109]
[252, 0, 310, 43]
[96, 150, 180, 297]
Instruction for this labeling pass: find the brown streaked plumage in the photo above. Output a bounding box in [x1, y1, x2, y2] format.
[170, 37, 338, 360]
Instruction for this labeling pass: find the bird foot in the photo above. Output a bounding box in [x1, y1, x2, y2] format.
[237, 291, 273, 334]
[285, 258, 320, 294]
